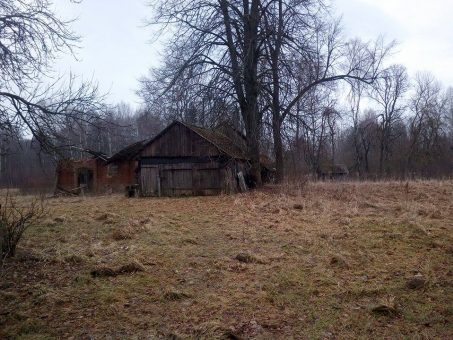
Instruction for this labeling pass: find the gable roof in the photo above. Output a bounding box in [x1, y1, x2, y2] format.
[105, 121, 250, 164]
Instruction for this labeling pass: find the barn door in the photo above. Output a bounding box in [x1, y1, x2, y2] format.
[140, 166, 160, 196]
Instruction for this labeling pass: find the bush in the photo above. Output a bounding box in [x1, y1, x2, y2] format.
[0, 193, 45, 259]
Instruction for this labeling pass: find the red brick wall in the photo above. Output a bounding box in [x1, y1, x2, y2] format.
[56, 158, 137, 194]
[96, 160, 137, 193]
[56, 161, 75, 191]
[56, 159, 98, 192]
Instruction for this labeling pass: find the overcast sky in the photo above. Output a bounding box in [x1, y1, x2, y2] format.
[53, 0, 453, 107]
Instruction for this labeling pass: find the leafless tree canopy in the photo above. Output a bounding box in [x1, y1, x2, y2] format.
[139, 0, 398, 183]
[0, 0, 106, 152]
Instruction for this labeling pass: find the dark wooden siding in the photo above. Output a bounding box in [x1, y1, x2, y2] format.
[140, 161, 225, 196]
[138, 122, 243, 196]
[141, 123, 221, 158]
[140, 166, 159, 196]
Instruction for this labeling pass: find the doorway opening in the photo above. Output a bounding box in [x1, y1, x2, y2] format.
[77, 168, 93, 192]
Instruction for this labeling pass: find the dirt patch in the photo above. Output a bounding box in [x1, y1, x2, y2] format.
[406, 274, 427, 290]
[90, 266, 117, 278]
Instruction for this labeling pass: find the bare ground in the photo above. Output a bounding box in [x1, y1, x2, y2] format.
[1, 180, 452, 339]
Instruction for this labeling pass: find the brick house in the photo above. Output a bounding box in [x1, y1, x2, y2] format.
[55, 141, 146, 194]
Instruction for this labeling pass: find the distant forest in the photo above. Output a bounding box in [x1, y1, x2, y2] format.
[1, 74, 452, 192]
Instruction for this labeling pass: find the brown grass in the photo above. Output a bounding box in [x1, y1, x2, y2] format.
[1, 180, 452, 338]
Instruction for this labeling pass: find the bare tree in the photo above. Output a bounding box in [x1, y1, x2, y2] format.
[145, 0, 453, 181]
[358, 109, 379, 175]
[0, 0, 105, 153]
[407, 73, 449, 176]
[257, 1, 393, 182]
[347, 79, 366, 176]
[284, 85, 338, 177]
[370, 64, 409, 176]
[447, 87, 453, 141]
[148, 0, 268, 186]
[147, 0, 393, 183]
[139, 62, 237, 128]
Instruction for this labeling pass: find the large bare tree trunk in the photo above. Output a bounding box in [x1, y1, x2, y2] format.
[272, 116, 284, 182]
[265, 0, 284, 183]
[221, 0, 262, 186]
[246, 121, 262, 186]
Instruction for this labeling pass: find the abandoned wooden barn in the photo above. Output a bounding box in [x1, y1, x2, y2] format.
[56, 121, 272, 196]
[138, 121, 252, 196]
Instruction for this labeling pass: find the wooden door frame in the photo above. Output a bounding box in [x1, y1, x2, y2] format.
[140, 165, 160, 197]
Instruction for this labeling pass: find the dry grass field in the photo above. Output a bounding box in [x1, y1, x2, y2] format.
[1, 180, 453, 339]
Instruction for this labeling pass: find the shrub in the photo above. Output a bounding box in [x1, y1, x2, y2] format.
[0, 193, 45, 259]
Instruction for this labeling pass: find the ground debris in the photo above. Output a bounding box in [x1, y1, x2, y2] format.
[116, 261, 146, 274]
[95, 212, 119, 222]
[90, 260, 145, 278]
[235, 252, 265, 264]
[406, 273, 426, 289]
[371, 296, 399, 317]
[232, 319, 264, 337]
[163, 290, 190, 301]
[329, 254, 350, 269]
[111, 225, 135, 240]
[54, 216, 66, 223]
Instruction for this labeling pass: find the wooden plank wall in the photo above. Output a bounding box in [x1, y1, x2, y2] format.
[139, 122, 243, 196]
[140, 166, 159, 196]
[139, 161, 243, 196]
[141, 123, 220, 158]
[161, 162, 221, 196]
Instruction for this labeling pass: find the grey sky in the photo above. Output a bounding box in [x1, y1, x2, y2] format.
[53, 0, 453, 107]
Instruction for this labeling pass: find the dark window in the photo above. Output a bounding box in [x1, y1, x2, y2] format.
[108, 164, 119, 177]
